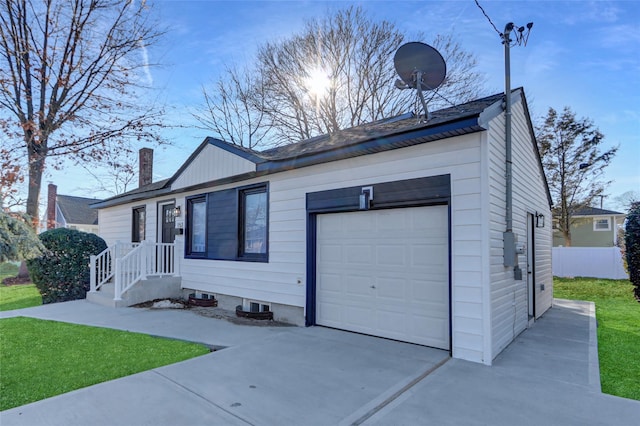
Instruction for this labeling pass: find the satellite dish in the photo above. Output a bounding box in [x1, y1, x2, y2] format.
[393, 42, 447, 120]
[393, 42, 446, 91]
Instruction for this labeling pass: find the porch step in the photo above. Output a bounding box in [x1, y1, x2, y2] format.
[86, 277, 182, 308]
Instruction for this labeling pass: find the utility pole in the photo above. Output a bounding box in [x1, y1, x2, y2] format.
[501, 22, 532, 273]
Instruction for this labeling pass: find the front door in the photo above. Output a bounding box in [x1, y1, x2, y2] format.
[162, 204, 176, 243]
[527, 213, 535, 321]
[159, 204, 175, 274]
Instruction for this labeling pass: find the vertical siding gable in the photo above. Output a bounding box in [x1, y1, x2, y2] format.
[171, 143, 257, 190]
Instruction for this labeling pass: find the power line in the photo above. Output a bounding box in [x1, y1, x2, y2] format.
[474, 0, 501, 36]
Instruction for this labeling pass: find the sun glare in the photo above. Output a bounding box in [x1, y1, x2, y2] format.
[305, 67, 331, 98]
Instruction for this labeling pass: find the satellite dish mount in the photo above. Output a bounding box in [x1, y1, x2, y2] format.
[393, 42, 447, 121]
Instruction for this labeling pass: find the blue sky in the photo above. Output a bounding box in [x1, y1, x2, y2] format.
[49, 0, 639, 211]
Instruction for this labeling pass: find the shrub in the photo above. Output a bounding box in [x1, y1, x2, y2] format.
[624, 201, 640, 300]
[27, 228, 107, 304]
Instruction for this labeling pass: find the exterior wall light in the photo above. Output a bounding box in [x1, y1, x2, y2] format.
[359, 186, 373, 210]
[536, 212, 545, 228]
[174, 206, 181, 217]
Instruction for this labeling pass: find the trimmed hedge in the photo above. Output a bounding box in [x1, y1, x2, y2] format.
[625, 201, 640, 299]
[27, 228, 107, 304]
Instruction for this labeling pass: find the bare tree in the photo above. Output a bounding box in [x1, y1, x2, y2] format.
[537, 106, 618, 246]
[196, 6, 486, 148]
[0, 0, 166, 229]
[77, 148, 138, 197]
[194, 65, 271, 149]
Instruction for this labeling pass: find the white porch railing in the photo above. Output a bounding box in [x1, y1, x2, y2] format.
[90, 240, 178, 301]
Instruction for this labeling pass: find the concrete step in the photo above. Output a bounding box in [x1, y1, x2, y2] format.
[86, 276, 182, 308]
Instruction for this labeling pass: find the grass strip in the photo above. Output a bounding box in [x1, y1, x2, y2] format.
[0, 317, 210, 411]
[0, 284, 42, 311]
[554, 277, 639, 400]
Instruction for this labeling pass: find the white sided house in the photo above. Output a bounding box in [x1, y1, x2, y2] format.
[91, 89, 552, 365]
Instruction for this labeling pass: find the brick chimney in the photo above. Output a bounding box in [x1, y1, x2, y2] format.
[47, 183, 57, 230]
[139, 148, 153, 188]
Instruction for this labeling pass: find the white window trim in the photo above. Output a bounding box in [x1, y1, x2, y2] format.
[593, 218, 611, 231]
[244, 299, 271, 313]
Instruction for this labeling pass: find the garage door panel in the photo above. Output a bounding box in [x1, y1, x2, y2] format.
[346, 245, 374, 264]
[412, 244, 447, 266]
[377, 310, 408, 335]
[319, 244, 343, 263]
[317, 205, 450, 350]
[412, 279, 448, 301]
[318, 272, 343, 293]
[376, 277, 406, 300]
[344, 275, 374, 297]
[376, 245, 407, 266]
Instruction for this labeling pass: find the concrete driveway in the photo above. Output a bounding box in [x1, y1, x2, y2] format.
[1, 299, 638, 425]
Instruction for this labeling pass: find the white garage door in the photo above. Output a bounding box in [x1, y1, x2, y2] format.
[316, 205, 449, 349]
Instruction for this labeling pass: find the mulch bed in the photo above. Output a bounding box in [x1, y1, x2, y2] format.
[131, 298, 293, 327]
[1, 276, 32, 286]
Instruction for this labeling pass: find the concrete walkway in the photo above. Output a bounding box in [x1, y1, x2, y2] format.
[1, 299, 638, 425]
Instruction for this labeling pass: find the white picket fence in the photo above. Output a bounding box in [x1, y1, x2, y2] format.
[552, 247, 629, 280]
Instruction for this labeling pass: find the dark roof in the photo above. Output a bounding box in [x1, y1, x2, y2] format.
[94, 89, 551, 209]
[574, 207, 625, 216]
[257, 92, 504, 162]
[57, 195, 101, 225]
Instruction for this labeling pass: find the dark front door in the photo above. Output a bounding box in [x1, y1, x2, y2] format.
[159, 204, 175, 274]
[162, 204, 176, 243]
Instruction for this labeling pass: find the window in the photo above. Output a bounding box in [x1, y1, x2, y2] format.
[240, 186, 267, 259]
[185, 183, 269, 261]
[187, 197, 207, 255]
[246, 300, 271, 313]
[132, 207, 146, 242]
[594, 218, 611, 231]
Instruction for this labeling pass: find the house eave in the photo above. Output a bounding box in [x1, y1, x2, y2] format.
[257, 117, 486, 174]
[90, 187, 173, 209]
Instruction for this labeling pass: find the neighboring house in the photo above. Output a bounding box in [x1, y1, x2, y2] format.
[92, 88, 553, 365]
[46, 184, 100, 234]
[553, 207, 626, 247]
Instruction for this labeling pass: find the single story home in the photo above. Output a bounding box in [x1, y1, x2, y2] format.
[553, 207, 625, 247]
[91, 88, 552, 365]
[46, 183, 100, 234]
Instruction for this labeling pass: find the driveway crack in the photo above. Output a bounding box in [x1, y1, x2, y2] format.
[151, 370, 255, 426]
[343, 356, 450, 426]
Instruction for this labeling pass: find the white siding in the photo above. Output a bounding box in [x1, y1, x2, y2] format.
[98, 200, 161, 246]
[171, 144, 256, 190]
[98, 101, 552, 366]
[100, 133, 488, 362]
[486, 95, 553, 361]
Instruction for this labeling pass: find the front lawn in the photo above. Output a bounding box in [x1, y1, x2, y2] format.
[554, 277, 639, 400]
[0, 317, 210, 411]
[0, 284, 41, 311]
[0, 262, 41, 311]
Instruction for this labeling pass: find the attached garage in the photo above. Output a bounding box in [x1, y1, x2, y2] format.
[316, 206, 450, 349]
[305, 175, 452, 351]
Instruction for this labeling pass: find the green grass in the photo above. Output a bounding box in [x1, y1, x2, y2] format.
[0, 262, 19, 277]
[0, 284, 41, 311]
[0, 262, 42, 311]
[0, 317, 210, 411]
[554, 277, 640, 400]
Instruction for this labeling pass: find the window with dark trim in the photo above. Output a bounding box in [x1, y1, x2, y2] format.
[184, 183, 268, 262]
[240, 186, 268, 260]
[132, 206, 146, 242]
[187, 196, 207, 256]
